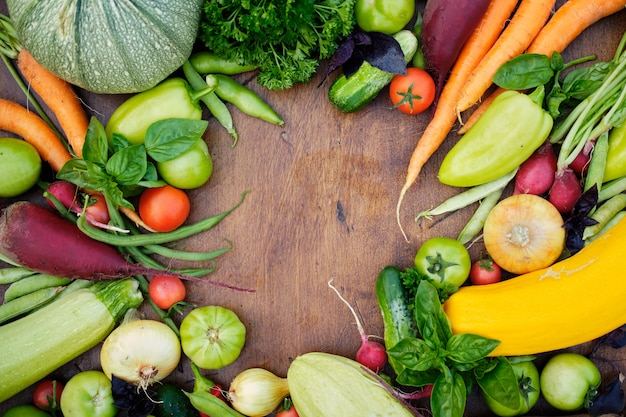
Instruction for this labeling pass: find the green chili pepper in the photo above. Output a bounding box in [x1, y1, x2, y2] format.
[439, 86, 553, 187]
[105, 77, 217, 145]
[213, 74, 284, 126]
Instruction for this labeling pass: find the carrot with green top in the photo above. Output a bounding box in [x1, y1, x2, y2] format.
[396, 0, 519, 240]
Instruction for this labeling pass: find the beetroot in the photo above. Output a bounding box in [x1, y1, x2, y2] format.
[549, 168, 582, 214]
[421, 0, 490, 99]
[514, 141, 558, 195]
[0, 201, 251, 291]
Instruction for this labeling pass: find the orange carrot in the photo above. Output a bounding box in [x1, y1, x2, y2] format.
[527, 0, 626, 55]
[17, 49, 89, 158]
[456, 0, 556, 113]
[459, 0, 626, 134]
[396, 0, 519, 241]
[0, 98, 72, 172]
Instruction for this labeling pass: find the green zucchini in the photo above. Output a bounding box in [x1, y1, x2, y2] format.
[375, 266, 417, 375]
[0, 278, 143, 402]
[328, 30, 418, 113]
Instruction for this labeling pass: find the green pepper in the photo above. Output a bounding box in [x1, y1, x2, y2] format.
[439, 86, 553, 187]
[604, 121, 626, 182]
[105, 77, 216, 145]
[355, 0, 415, 35]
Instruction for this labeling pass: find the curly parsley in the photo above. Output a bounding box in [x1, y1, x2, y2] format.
[198, 0, 356, 90]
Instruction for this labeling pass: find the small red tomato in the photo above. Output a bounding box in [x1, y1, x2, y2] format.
[149, 275, 187, 310]
[389, 67, 436, 115]
[33, 379, 63, 411]
[138, 185, 190, 232]
[469, 256, 502, 285]
[275, 401, 299, 417]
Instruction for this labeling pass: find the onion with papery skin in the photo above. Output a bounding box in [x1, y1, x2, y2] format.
[228, 368, 289, 417]
[100, 316, 181, 391]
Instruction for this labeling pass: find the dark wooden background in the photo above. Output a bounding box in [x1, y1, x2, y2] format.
[1, 1, 625, 415]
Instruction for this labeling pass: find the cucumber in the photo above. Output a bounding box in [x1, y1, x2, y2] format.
[328, 30, 418, 113]
[375, 266, 417, 375]
[153, 383, 199, 417]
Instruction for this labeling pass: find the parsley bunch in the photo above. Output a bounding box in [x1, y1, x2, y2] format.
[198, 0, 355, 90]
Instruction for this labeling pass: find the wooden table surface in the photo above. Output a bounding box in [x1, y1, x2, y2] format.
[1, 2, 626, 415]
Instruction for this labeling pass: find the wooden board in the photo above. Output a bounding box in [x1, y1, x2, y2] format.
[1, 2, 625, 415]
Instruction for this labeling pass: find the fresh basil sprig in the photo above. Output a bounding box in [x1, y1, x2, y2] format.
[58, 117, 207, 209]
[387, 280, 500, 417]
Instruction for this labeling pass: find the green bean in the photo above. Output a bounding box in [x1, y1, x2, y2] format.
[0, 267, 37, 284]
[0, 286, 62, 325]
[415, 169, 517, 221]
[599, 176, 626, 202]
[182, 60, 238, 145]
[457, 187, 504, 245]
[583, 193, 626, 240]
[4, 274, 72, 303]
[583, 131, 609, 193]
[78, 190, 249, 247]
[144, 239, 232, 262]
[53, 279, 92, 299]
[584, 211, 626, 245]
[213, 74, 284, 126]
[189, 51, 258, 75]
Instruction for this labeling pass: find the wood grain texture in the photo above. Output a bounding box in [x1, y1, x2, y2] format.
[1, 1, 625, 415]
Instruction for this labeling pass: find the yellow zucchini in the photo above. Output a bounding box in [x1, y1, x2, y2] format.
[443, 215, 626, 356]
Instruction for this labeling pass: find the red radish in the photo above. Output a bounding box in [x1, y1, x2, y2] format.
[421, 0, 490, 101]
[0, 201, 252, 291]
[514, 141, 557, 195]
[568, 139, 595, 174]
[45, 181, 111, 228]
[549, 168, 582, 213]
[328, 279, 387, 373]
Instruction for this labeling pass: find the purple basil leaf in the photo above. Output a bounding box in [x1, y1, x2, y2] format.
[601, 325, 626, 349]
[589, 377, 624, 416]
[111, 375, 155, 417]
[320, 31, 373, 83]
[563, 185, 599, 254]
[361, 32, 407, 75]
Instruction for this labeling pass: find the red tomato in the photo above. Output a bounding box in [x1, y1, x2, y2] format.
[275, 404, 299, 417]
[149, 275, 187, 310]
[138, 185, 190, 232]
[389, 67, 436, 115]
[33, 379, 63, 411]
[469, 256, 502, 285]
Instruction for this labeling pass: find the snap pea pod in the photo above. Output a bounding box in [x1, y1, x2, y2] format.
[583, 131, 609, 193]
[599, 175, 626, 202]
[583, 193, 626, 240]
[213, 74, 284, 126]
[184, 390, 246, 417]
[182, 60, 238, 145]
[189, 51, 258, 75]
[0, 286, 63, 325]
[457, 187, 504, 245]
[584, 210, 626, 245]
[3, 274, 72, 303]
[0, 267, 37, 284]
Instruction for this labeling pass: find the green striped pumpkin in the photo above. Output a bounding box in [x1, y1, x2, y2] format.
[7, 0, 203, 94]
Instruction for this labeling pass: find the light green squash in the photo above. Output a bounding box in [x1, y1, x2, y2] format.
[7, 0, 203, 94]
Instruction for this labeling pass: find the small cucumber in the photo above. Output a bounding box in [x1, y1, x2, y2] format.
[375, 266, 417, 375]
[153, 383, 199, 417]
[328, 30, 418, 113]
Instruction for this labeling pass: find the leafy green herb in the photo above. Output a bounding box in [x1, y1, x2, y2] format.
[198, 0, 356, 90]
[57, 117, 208, 209]
[399, 266, 453, 306]
[387, 281, 500, 417]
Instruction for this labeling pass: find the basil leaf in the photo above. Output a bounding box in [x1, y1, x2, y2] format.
[105, 185, 133, 210]
[388, 337, 440, 372]
[85, 160, 112, 190]
[396, 367, 441, 387]
[431, 368, 466, 417]
[112, 133, 133, 153]
[145, 118, 208, 162]
[476, 357, 521, 410]
[82, 117, 109, 165]
[446, 333, 500, 364]
[493, 53, 554, 90]
[415, 281, 453, 345]
[57, 159, 105, 191]
[106, 145, 147, 185]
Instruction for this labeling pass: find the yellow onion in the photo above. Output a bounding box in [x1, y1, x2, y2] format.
[228, 368, 289, 417]
[100, 315, 181, 391]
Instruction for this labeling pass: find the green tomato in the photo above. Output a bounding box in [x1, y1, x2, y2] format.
[180, 305, 246, 370]
[540, 353, 601, 411]
[157, 138, 213, 189]
[60, 371, 117, 417]
[414, 237, 471, 291]
[2, 404, 50, 417]
[0, 137, 42, 197]
[355, 0, 415, 35]
[482, 358, 541, 416]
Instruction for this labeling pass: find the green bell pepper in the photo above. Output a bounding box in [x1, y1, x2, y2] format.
[105, 77, 216, 145]
[355, 0, 415, 35]
[439, 86, 553, 187]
